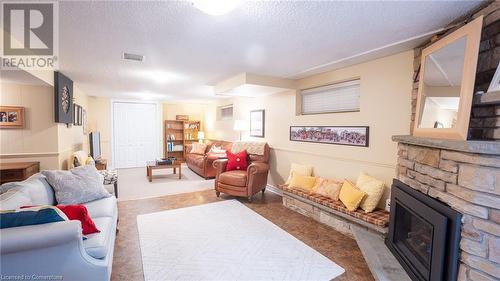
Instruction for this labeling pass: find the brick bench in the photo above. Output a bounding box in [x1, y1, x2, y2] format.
[279, 185, 390, 237]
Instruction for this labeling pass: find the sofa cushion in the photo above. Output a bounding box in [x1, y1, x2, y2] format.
[0, 188, 32, 210]
[219, 170, 247, 187]
[190, 143, 207, 155]
[83, 196, 117, 218]
[42, 166, 110, 204]
[186, 154, 204, 167]
[0, 174, 55, 207]
[83, 217, 114, 259]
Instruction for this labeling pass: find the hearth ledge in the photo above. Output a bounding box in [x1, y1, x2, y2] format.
[392, 135, 500, 155]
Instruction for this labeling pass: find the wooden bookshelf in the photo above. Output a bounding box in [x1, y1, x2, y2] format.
[164, 120, 201, 162]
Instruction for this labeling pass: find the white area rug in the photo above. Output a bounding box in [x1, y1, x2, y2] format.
[117, 164, 214, 201]
[137, 200, 345, 281]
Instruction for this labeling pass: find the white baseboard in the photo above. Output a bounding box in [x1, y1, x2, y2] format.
[266, 184, 283, 196]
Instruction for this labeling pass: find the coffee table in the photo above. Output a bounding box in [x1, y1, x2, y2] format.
[146, 161, 181, 182]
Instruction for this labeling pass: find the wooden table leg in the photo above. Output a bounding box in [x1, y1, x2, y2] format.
[173, 167, 176, 174]
[178, 165, 181, 179]
[147, 166, 152, 182]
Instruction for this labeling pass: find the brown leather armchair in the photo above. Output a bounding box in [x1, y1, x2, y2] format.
[213, 144, 270, 202]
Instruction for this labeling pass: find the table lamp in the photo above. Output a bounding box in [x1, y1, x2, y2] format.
[197, 131, 205, 143]
[233, 120, 247, 141]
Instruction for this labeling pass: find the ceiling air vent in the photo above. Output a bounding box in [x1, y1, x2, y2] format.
[122, 52, 144, 62]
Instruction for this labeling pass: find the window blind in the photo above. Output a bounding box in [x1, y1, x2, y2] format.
[301, 79, 360, 114]
[219, 104, 233, 120]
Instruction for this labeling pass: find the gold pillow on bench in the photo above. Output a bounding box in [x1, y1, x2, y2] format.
[289, 172, 317, 193]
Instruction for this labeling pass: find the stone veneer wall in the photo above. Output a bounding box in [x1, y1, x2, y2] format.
[396, 141, 500, 281]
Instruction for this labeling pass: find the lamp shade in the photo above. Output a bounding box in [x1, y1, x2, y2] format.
[197, 131, 205, 140]
[233, 120, 247, 131]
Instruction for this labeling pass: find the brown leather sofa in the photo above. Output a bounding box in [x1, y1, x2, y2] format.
[185, 140, 232, 179]
[213, 143, 270, 202]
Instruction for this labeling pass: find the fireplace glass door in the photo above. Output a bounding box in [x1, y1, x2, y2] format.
[394, 204, 433, 278]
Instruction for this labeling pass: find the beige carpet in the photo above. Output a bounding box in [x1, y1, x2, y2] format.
[117, 164, 214, 201]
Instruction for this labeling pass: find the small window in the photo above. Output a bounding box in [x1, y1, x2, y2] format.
[218, 104, 233, 120]
[300, 79, 360, 115]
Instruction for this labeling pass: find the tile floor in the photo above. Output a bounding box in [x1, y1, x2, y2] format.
[112, 189, 374, 281]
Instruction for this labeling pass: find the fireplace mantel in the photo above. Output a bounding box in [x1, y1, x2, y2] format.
[392, 135, 500, 156]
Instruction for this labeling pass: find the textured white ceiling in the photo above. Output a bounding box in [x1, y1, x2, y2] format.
[55, 1, 484, 101]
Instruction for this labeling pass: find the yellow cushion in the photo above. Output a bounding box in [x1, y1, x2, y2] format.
[313, 177, 343, 200]
[356, 172, 385, 213]
[285, 163, 313, 185]
[289, 172, 317, 193]
[339, 180, 366, 212]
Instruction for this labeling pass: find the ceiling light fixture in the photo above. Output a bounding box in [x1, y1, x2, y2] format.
[192, 0, 242, 16]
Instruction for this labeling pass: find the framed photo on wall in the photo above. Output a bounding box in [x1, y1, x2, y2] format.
[73, 104, 79, 125]
[290, 126, 369, 147]
[82, 108, 87, 134]
[0, 106, 25, 129]
[250, 109, 265, 137]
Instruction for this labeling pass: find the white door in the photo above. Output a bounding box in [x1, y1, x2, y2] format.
[113, 102, 159, 168]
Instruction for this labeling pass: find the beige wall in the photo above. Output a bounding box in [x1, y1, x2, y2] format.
[207, 51, 414, 207]
[57, 85, 89, 169]
[162, 102, 209, 128]
[0, 82, 60, 169]
[1, 80, 89, 170]
[86, 96, 112, 163]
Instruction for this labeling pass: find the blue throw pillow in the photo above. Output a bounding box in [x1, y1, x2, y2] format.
[1, 206, 68, 229]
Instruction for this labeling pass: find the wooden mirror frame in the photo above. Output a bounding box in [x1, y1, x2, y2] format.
[413, 16, 483, 140]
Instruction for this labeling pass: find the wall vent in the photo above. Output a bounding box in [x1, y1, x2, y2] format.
[122, 52, 144, 62]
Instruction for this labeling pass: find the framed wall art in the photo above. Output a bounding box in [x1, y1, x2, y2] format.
[0, 106, 25, 129]
[82, 108, 87, 134]
[54, 71, 74, 124]
[250, 109, 265, 137]
[290, 126, 369, 147]
[73, 104, 79, 125]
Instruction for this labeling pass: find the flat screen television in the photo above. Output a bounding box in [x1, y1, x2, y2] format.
[89, 131, 101, 161]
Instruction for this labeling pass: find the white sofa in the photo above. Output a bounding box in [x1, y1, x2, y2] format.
[0, 173, 117, 281]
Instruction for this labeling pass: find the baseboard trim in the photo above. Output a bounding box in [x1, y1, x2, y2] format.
[266, 184, 283, 196]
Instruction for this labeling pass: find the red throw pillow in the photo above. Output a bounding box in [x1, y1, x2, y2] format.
[226, 150, 248, 171]
[56, 205, 100, 235]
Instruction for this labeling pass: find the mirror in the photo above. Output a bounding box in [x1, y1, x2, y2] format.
[419, 36, 466, 129]
[414, 16, 483, 140]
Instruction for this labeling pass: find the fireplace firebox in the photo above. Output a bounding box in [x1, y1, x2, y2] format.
[386, 179, 462, 281]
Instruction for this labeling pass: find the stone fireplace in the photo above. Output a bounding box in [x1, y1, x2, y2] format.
[393, 135, 500, 281]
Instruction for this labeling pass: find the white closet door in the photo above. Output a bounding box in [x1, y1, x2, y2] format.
[113, 102, 158, 168]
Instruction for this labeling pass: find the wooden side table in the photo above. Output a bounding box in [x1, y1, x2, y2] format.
[0, 162, 40, 184]
[95, 159, 107, 170]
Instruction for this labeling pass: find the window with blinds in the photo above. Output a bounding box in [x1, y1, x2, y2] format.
[218, 104, 233, 120]
[300, 79, 360, 115]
